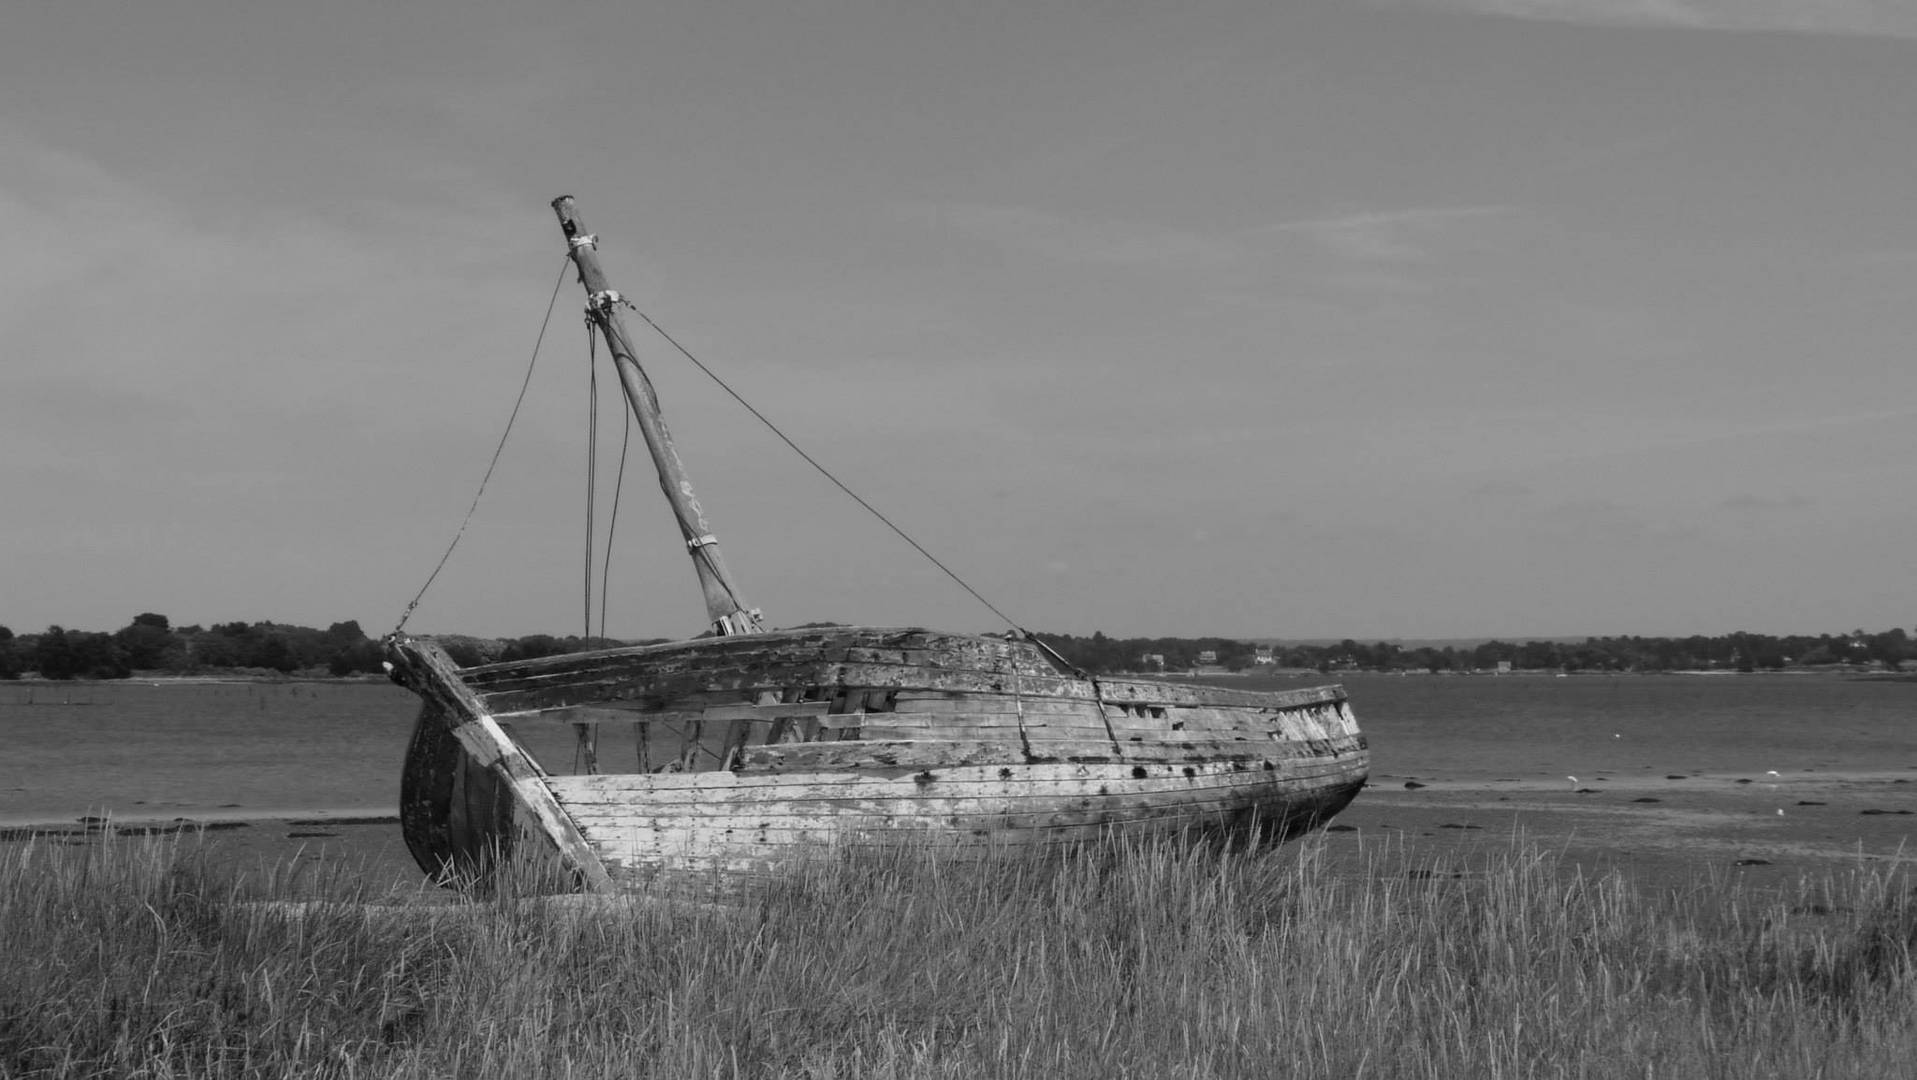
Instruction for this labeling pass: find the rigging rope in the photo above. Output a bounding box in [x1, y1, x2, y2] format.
[619, 301, 1028, 636]
[582, 324, 634, 643]
[599, 401, 632, 642]
[583, 324, 598, 639]
[393, 256, 1042, 658]
[392, 257, 572, 635]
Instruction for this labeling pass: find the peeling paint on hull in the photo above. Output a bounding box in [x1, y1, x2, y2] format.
[387, 626, 1368, 893]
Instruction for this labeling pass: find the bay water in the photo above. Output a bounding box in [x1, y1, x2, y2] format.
[2, 672, 1910, 826]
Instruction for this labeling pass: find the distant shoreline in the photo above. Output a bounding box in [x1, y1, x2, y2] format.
[0, 805, 400, 832]
[0, 673, 392, 687]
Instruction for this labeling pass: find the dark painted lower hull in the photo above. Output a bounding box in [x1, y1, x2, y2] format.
[388, 626, 1369, 892]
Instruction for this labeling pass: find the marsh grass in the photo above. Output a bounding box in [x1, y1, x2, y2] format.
[1, 830, 1910, 1079]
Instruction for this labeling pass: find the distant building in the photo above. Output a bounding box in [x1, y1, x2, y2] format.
[1139, 653, 1166, 671]
[1496, 660, 1512, 674]
[1196, 650, 1218, 666]
[1253, 646, 1275, 665]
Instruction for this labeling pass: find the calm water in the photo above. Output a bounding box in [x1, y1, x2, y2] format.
[1325, 671, 1917, 784]
[0, 680, 420, 824]
[1, 673, 1910, 824]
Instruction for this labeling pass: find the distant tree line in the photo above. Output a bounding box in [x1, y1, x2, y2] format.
[0, 616, 1909, 680]
[426, 633, 668, 669]
[1031, 628, 1913, 676]
[1026, 631, 1260, 674]
[0, 614, 668, 681]
[0, 614, 389, 680]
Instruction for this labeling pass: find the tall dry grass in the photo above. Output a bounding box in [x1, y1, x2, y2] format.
[0, 828, 1910, 1078]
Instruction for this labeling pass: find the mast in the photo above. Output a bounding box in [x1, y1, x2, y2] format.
[551, 196, 762, 637]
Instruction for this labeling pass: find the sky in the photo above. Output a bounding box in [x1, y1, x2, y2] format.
[4, 0, 1915, 642]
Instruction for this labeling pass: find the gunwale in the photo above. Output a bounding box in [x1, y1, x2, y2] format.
[385, 626, 1368, 891]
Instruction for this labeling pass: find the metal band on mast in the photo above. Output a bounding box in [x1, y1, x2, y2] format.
[551, 196, 762, 636]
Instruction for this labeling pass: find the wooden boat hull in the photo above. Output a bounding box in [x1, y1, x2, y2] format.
[387, 626, 1367, 892]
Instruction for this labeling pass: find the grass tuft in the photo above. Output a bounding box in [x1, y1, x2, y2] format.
[0, 828, 1910, 1078]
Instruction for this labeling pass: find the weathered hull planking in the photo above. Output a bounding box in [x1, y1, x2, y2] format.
[386, 626, 1368, 892]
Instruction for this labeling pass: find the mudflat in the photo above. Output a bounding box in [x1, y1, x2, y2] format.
[10, 770, 1911, 900]
[1333, 769, 1915, 891]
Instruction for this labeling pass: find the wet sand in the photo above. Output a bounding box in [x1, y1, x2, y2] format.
[7, 767, 1909, 900]
[1333, 767, 1916, 891]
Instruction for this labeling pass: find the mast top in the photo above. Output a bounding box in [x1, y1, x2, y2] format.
[553, 196, 762, 637]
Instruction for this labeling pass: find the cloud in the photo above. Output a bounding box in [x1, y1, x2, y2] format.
[1251, 206, 1519, 300]
[896, 201, 1518, 308]
[1265, 207, 1509, 264]
[1385, 0, 1917, 39]
[894, 202, 1246, 270]
[1265, 209, 1518, 270]
[1530, 498, 1703, 544]
[1470, 479, 1536, 498]
[0, 123, 565, 603]
[1720, 493, 1815, 512]
[0, 121, 536, 419]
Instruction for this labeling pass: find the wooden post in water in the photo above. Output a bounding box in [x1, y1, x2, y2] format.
[552, 196, 761, 636]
